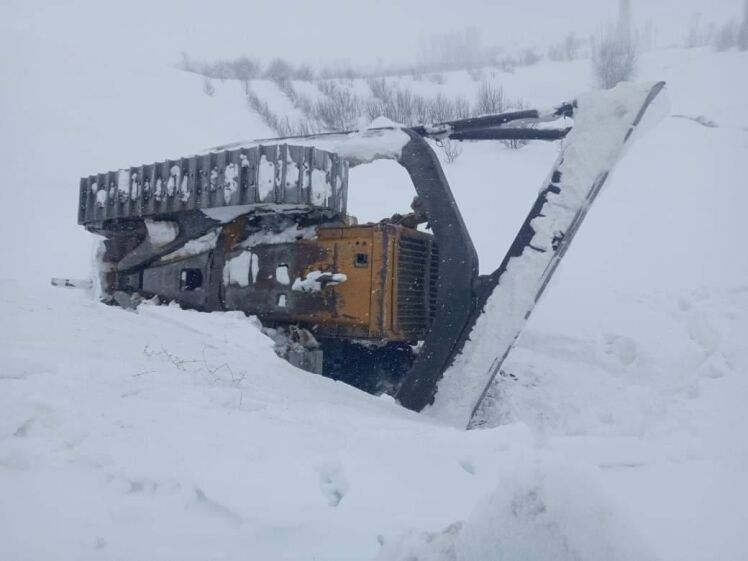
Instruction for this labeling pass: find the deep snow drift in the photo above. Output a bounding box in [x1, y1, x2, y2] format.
[1, 36, 747, 561]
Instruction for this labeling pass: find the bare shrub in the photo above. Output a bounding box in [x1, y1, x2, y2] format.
[206, 60, 235, 80]
[685, 14, 711, 48]
[246, 89, 293, 136]
[294, 94, 314, 117]
[428, 73, 445, 85]
[265, 58, 294, 81]
[318, 67, 335, 80]
[232, 57, 260, 81]
[475, 81, 505, 115]
[312, 84, 362, 130]
[468, 67, 484, 82]
[517, 49, 540, 66]
[293, 64, 315, 81]
[547, 44, 566, 62]
[564, 33, 582, 59]
[364, 83, 434, 126]
[501, 100, 534, 150]
[365, 99, 385, 123]
[591, 28, 637, 89]
[453, 97, 471, 119]
[548, 33, 582, 61]
[437, 139, 463, 163]
[714, 20, 739, 51]
[412, 94, 430, 124]
[317, 80, 336, 97]
[367, 77, 394, 103]
[275, 77, 298, 103]
[497, 56, 516, 73]
[178, 54, 261, 82]
[427, 93, 455, 123]
[202, 77, 215, 97]
[740, 25, 748, 51]
[392, 90, 416, 124]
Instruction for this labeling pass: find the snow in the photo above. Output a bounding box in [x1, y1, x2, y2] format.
[201, 204, 255, 223]
[220, 127, 411, 168]
[375, 462, 656, 561]
[223, 162, 239, 204]
[250, 253, 259, 283]
[166, 164, 180, 197]
[161, 231, 218, 262]
[223, 251, 252, 287]
[311, 168, 332, 205]
[1, 16, 747, 561]
[275, 265, 290, 285]
[144, 219, 179, 248]
[257, 154, 275, 201]
[284, 156, 300, 190]
[292, 271, 347, 292]
[95, 189, 107, 207]
[237, 224, 318, 248]
[117, 169, 130, 201]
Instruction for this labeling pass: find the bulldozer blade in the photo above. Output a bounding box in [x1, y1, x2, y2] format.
[424, 81, 667, 429]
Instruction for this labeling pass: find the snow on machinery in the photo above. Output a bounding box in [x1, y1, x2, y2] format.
[74, 81, 667, 428]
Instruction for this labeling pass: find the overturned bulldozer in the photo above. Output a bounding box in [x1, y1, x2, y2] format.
[75, 81, 666, 427]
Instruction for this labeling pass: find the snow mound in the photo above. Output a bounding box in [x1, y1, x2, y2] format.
[376, 462, 655, 561]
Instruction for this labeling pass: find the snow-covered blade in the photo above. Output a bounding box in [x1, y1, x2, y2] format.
[428, 81, 668, 429]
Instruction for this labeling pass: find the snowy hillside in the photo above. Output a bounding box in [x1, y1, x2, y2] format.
[1, 21, 747, 561]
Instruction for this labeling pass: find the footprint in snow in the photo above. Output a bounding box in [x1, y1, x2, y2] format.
[672, 114, 719, 128]
[317, 460, 348, 507]
[459, 458, 476, 475]
[186, 487, 242, 526]
[601, 333, 638, 366]
[698, 352, 732, 379]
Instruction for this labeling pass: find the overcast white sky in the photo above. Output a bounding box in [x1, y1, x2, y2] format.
[1, 0, 741, 69]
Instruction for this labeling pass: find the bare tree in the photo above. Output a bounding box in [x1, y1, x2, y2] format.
[367, 78, 394, 104]
[713, 20, 738, 51]
[501, 100, 534, 150]
[475, 81, 505, 115]
[565, 33, 581, 59]
[437, 139, 463, 163]
[739, 0, 748, 50]
[264, 58, 293, 81]
[293, 64, 315, 81]
[592, 3, 637, 91]
[312, 85, 362, 130]
[517, 48, 540, 66]
[232, 57, 260, 81]
[685, 13, 708, 47]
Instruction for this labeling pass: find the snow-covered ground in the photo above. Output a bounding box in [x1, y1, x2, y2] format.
[1, 21, 747, 560]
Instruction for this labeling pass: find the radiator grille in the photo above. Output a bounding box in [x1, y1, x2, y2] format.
[396, 235, 439, 339]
